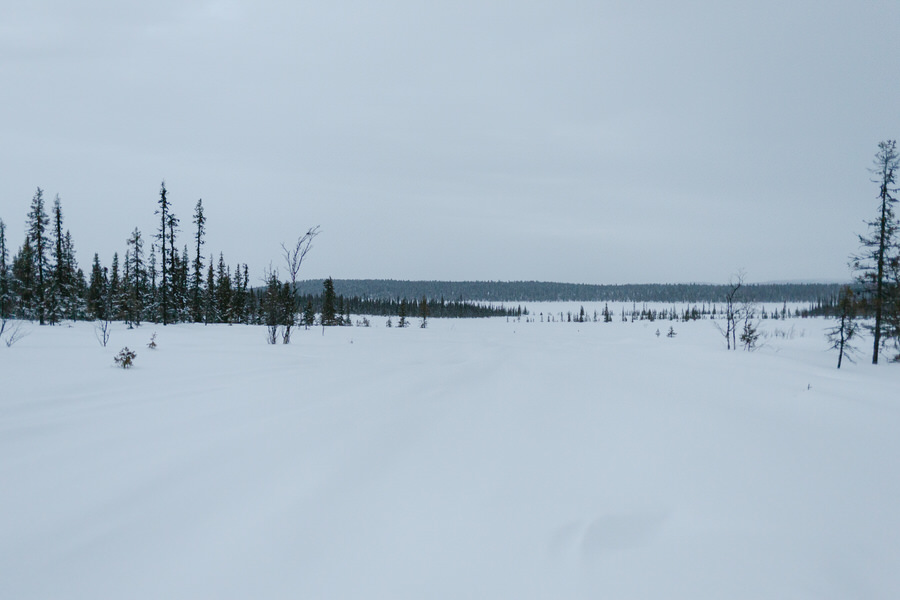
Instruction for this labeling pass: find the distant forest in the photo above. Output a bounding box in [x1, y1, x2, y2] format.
[293, 279, 845, 305]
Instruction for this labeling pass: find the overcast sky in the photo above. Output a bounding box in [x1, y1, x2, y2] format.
[2, 1, 899, 284]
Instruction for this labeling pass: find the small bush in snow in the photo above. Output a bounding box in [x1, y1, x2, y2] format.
[114, 347, 136, 369]
[147, 332, 157, 349]
[95, 319, 111, 347]
[740, 320, 760, 351]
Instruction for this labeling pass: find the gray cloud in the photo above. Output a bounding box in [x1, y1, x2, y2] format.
[2, 0, 898, 284]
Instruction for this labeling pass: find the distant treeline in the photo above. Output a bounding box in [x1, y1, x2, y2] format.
[298, 292, 520, 320]
[294, 279, 845, 304]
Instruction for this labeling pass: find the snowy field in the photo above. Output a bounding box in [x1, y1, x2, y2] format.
[2, 310, 899, 599]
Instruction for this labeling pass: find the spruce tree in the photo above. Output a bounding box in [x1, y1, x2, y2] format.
[827, 286, 859, 368]
[419, 295, 428, 328]
[241, 264, 250, 323]
[125, 228, 146, 327]
[262, 268, 282, 343]
[397, 299, 408, 328]
[0, 219, 10, 319]
[165, 208, 180, 322]
[852, 140, 899, 363]
[146, 244, 158, 322]
[191, 199, 206, 322]
[122, 249, 133, 326]
[215, 253, 231, 323]
[87, 253, 105, 319]
[156, 181, 170, 324]
[26, 188, 50, 325]
[12, 238, 36, 319]
[204, 256, 216, 324]
[109, 252, 121, 320]
[321, 277, 337, 326]
[62, 231, 83, 319]
[231, 264, 246, 324]
[176, 245, 189, 321]
[303, 299, 315, 329]
[279, 281, 294, 341]
[47, 195, 66, 324]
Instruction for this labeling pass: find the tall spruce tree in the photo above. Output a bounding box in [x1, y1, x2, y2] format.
[87, 253, 105, 319]
[44, 195, 81, 322]
[62, 231, 83, 319]
[12, 238, 36, 319]
[156, 181, 171, 324]
[241, 264, 250, 323]
[215, 253, 231, 323]
[122, 249, 133, 326]
[48, 195, 66, 324]
[26, 188, 50, 324]
[109, 252, 121, 320]
[0, 219, 10, 319]
[321, 277, 337, 326]
[191, 199, 205, 322]
[204, 256, 216, 324]
[262, 268, 282, 343]
[166, 211, 180, 322]
[146, 243, 158, 322]
[231, 264, 246, 324]
[852, 140, 899, 363]
[125, 228, 146, 327]
[175, 245, 189, 321]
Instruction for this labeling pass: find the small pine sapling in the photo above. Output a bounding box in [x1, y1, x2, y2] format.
[740, 319, 760, 351]
[827, 286, 859, 368]
[419, 295, 428, 329]
[148, 332, 158, 349]
[114, 347, 137, 369]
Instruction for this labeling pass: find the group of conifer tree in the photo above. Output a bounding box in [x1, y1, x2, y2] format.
[2, 189, 85, 325]
[0, 183, 508, 337]
[0, 182, 287, 328]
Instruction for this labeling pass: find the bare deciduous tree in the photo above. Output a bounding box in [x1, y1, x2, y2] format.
[714, 271, 745, 350]
[280, 226, 320, 344]
[94, 318, 111, 347]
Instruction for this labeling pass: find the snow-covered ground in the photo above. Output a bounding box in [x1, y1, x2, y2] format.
[2, 312, 899, 599]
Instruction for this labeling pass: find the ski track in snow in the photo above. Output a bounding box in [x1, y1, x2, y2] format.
[1, 311, 899, 599]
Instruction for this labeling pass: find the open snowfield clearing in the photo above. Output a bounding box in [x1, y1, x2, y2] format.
[2, 313, 899, 599]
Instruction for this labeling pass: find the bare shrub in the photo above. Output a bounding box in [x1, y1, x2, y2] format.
[95, 319, 111, 347]
[2, 319, 28, 348]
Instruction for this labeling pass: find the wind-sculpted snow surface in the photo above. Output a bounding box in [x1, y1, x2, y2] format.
[1, 313, 899, 599]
